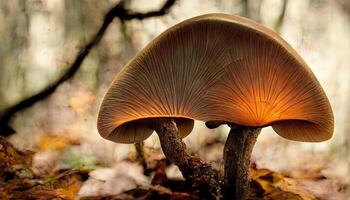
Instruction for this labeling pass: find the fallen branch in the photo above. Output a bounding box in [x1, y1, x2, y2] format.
[0, 0, 176, 136]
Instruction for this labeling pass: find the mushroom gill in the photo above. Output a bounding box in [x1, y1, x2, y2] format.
[206, 26, 333, 142]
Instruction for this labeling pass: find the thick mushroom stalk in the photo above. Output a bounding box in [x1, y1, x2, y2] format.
[150, 118, 222, 199]
[206, 121, 261, 200]
[224, 125, 261, 200]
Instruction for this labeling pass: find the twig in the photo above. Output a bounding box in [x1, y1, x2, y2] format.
[274, 0, 288, 33]
[134, 142, 150, 175]
[242, 0, 250, 18]
[0, 0, 177, 136]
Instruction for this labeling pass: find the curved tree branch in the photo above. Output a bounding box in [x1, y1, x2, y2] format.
[0, 0, 176, 136]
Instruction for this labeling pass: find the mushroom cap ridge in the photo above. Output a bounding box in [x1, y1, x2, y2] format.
[97, 13, 334, 143]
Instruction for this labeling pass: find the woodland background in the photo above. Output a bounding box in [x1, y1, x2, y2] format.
[0, 0, 349, 199]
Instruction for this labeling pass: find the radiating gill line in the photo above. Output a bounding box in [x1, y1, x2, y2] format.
[265, 51, 292, 109]
[268, 64, 301, 117]
[276, 83, 317, 116]
[242, 41, 260, 121]
[125, 74, 165, 115]
[260, 40, 277, 120]
[150, 52, 173, 114]
[254, 39, 263, 120]
[133, 60, 168, 114]
[225, 67, 258, 124]
[123, 86, 165, 116]
[227, 51, 257, 121]
[257, 68, 281, 122]
[132, 70, 162, 106]
[176, 33, 189, 115]
[159, 50, 175, 115]
[272, 72, 313, 115]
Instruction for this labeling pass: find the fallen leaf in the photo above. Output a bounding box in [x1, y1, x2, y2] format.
[250, 167, 317, 200]
[0, 136, 34, 181]
[55, 177, 82, 200]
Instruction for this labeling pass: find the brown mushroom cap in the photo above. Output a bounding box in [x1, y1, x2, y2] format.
[98, 14, 234, 143]
[97, 13, 333, 143]
[203, 14, 334, 142]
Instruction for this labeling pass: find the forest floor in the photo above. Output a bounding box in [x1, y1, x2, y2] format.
[0, 135, 347, 200]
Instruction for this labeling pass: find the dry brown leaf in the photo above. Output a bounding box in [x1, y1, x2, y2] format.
[0, 136, 33, 167]
[250, 167, 317, 200]
[275, 177, 316, 200]
[151, 184, 173, 195]
[55, 177, 82, 200]
[25, 187, 66, 200]
[0, 178, 37, 199]
[265, 188, 304, 200]
[0, 136, 34, 181]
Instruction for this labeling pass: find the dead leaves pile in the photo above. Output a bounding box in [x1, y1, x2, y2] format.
[0, 136, 346, 199]
[0, 136, 34, 181]
[0, 136, 87, 200]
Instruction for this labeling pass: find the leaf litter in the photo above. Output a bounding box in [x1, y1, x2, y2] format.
[0, 135, 347, 200]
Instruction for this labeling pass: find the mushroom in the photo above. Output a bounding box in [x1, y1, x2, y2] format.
[203, 14, 334, 199]
[97, 14, 243, 197]
[97, 13, 334, 199]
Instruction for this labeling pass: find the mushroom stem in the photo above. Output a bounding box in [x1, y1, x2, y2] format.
[223, 126, 261, 200]
[134, 142, 149, 175]
[150, 118, 222, 198]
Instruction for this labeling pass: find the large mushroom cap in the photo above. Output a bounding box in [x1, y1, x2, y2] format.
[98, 14, 235, 143]
[203, 14, 334, 142]
[97, 13, 334, 143]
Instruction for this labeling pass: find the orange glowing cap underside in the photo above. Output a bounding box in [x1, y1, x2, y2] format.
[97, 13, 334, 143]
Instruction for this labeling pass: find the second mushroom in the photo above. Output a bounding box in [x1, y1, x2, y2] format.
[204, 14, 334, 200]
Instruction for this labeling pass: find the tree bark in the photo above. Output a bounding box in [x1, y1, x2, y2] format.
[223, 126, 261, 200]
[150, 118, 222, 199]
